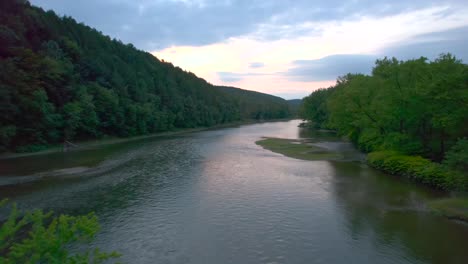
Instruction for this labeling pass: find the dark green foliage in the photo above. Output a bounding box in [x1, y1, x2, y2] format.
[0, 199, 120, 263]
[0, 0, 290, 152]
[368, 151, 444, 189]
[299, 87, 337, 128]
[217, 86, 290, 120]
[301, 56, 468, 160]
[287, 99, 302, 117]
[300, 55, 468, 190]
[443, 138, 468, 172]
[368, 151, 467, 191]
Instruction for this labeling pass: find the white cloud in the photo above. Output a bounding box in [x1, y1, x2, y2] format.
[32, 0, 468, 98]
[154, 5, 468, 90]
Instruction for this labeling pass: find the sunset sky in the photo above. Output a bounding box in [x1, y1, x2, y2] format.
[31, 0, 468, 99]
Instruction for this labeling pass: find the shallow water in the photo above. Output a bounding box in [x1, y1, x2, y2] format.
[1, 120, 467, 263]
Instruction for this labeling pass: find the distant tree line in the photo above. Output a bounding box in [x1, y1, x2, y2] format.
[300, 55, 467, 189]
[0, 0, 290, 152]
[286, 99, 302, 117]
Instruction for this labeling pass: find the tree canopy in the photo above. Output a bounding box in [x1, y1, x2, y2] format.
[300, 55, 468, 163]
[0, 0, 291, 152]
[0, 199, 120, 263]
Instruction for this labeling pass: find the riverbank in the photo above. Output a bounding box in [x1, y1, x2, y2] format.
[4, 119, 468, 263]
[367, 151, 468, 222]
[1, 119, 290, 160]
[367, 151, 467, 191]
[256, 135, 468, 223]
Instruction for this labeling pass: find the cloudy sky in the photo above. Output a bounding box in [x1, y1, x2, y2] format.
[31, 0, 468, 99]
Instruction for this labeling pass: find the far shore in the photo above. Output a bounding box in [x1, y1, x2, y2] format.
[0, 118, 293, 160]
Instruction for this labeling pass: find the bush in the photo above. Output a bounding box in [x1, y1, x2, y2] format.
[443, 138, 468, 171]
[355, 129, 382, 152]
[0, 199, 120, 263]
[367, 151, 466, 191]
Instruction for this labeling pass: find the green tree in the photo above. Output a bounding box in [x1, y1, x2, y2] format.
[0, 199, 120, 263]
[299, 54, 468, 190]
[0, 0, 291, 152]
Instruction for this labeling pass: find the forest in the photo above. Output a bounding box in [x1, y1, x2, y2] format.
[300, 55, 468, 190]
[0, 0, 290, 152]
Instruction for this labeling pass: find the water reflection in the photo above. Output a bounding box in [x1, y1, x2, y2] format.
[1, 120, 467, 263]
[329, 161, 468, 263]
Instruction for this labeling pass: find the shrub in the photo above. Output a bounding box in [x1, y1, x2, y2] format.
[0, 199, 120, 263]
[367, 151, 466, 191]
[443, 138, 468, 171]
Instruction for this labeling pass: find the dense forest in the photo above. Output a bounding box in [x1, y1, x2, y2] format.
[300, 55, 468, 190]
[0, 0, 290, 152]
[287, 99, 302, 117]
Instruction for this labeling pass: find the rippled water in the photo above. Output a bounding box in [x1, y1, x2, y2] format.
[1, 120, 467, 263]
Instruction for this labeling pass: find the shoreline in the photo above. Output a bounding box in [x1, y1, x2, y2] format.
[0, 119, 292, 160]
[255, 135, 468, 223]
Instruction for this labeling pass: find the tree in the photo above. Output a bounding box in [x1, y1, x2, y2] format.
[301, 54, 468, 160]
[0, 199, 120, 263]
[0, 0, 292, 152]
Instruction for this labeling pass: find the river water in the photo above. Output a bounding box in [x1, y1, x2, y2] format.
[1, 120, 467, 263]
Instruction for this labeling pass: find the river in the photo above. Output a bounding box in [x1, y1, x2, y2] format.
[1, 120, 467, 263]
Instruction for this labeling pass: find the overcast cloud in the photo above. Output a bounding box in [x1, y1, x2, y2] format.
[31, 0, 467, 50]
[31, 0, 468, 99]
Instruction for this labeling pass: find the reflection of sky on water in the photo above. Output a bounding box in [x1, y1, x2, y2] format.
[1, 120, 467, 263]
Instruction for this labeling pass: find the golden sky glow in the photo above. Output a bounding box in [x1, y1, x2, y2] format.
[152, 5, 468, 98]
[31, 0, 468, 99]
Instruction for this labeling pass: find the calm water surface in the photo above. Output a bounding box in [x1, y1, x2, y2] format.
[1, 120, 467, 264]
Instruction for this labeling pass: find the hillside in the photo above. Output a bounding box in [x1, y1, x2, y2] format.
[217, 86, 290, 119]
[287, 99, 302, 117]
[0, 0, 290, 152]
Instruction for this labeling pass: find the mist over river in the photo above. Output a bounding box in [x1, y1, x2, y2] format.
[1, 120, 467, 264]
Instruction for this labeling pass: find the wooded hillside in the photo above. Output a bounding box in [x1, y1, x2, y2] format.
[0, 0, 290, 152]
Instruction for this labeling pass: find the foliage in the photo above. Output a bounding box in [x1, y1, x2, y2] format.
[217, 86, 290, 120]
[367, 151, 467, 191]
[300, 56, 468, 161]
[299, 87, 335, 128]
[0, 199, 120, 263]
[0, 0, 291, 152]
[287, 99, 302, 117]
[443, 138, 468, 172]
[300, 55, 468, 190]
